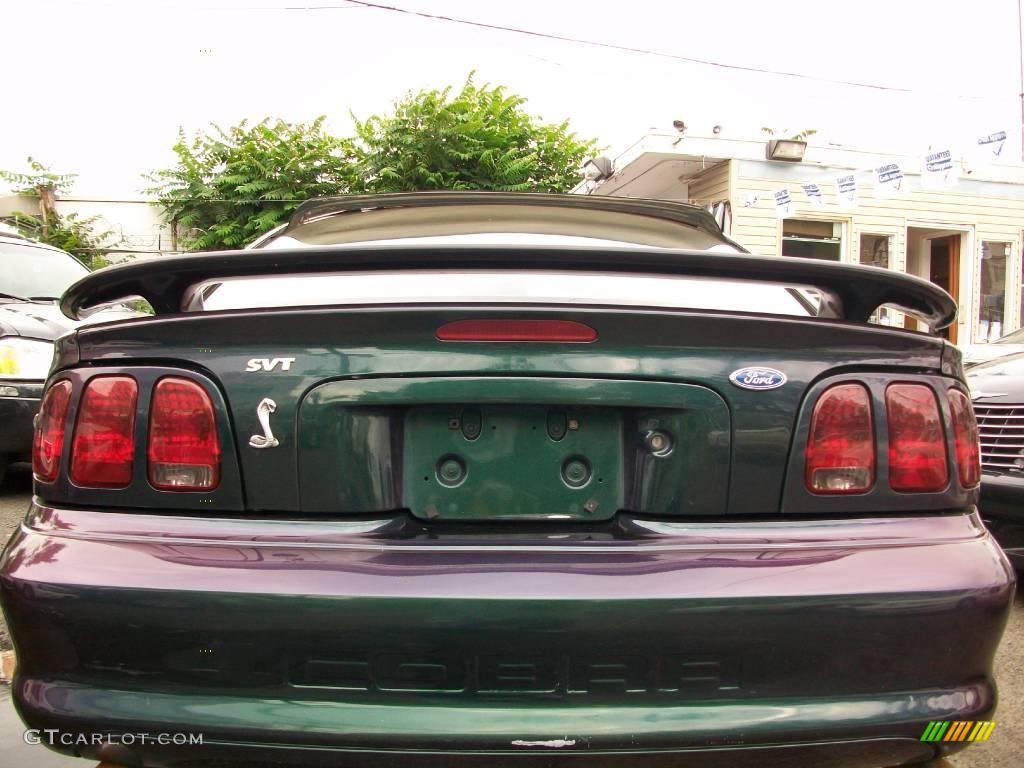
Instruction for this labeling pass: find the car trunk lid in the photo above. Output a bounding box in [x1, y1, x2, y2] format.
[68, 304, 945, 517]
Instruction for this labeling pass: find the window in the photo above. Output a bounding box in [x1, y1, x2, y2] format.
[860, 234, 896, 326]
[0, 241, 89, 299]
[859, 234, 890, 269]
[192, 271, 816, 317]
[980, 241, 1009, 342]
[782, 220, 842, 261]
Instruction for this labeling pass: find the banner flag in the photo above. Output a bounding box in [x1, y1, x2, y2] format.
[922, 149, 958, 189]
[773, 188, 794, 218]
[978, 131, 1007, 157]
[874, 163, 905, 198]
[836, 174, 858, 208]
[800, 182, 825, 208]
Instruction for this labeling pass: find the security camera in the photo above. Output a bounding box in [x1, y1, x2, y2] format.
[672, 120, 687, 133]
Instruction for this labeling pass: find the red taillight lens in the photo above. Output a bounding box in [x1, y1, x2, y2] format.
[70, 376, 138, 488]
[948, 388, 981, 488]
[148, 378, 220, 491]
[805, 383, 875, 494]
[437, 319, 598, 342]
[32, 380, 72, 483]
[886, 383, 948, 492]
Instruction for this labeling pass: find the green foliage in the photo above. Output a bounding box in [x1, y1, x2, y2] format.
[145, 79, 599, 251]
[144, 117, 358, 251]
[2, 157, 116, 270]
[0, 156, 76, 196]
[761, 127, 818, 142]
[4, 211, 118, 270]
[353, 76, 598, 193]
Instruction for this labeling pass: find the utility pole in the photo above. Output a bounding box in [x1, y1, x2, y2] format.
[1019, 0, 1024, 160]
[34, 181, 57, 240]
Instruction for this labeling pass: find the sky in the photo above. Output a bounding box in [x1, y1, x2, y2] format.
[1, 0, 1022, 196]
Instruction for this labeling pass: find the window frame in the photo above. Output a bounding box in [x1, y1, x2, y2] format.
[779, 217, 848, 263]
[974, 239, 1012, 343]
[857, 232, 900, 327]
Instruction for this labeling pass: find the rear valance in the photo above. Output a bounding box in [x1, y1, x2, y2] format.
[61, 245, 956, 330]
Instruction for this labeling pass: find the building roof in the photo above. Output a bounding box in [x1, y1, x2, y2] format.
[575, 132, 1024, 198]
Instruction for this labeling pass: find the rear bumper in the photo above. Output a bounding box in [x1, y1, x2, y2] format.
[1, 504, 1015, 768]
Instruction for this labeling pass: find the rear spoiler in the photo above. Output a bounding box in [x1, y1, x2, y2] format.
[61, 245, 956, 331]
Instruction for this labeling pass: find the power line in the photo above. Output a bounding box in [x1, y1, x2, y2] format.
[30, 0, 366, 9]
[21, 0, 1012, 100]
[340, 0, 977, 96]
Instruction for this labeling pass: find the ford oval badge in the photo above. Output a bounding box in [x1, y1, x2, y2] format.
[729, 367, 787, 391]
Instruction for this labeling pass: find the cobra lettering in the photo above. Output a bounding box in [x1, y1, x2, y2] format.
[293, 652, 740, 696]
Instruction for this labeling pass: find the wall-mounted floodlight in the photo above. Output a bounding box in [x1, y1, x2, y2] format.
[766, 139, 807, 162]
[580, 156, 614, 181]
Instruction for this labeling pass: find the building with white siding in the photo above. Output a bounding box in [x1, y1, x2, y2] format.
[574, 133, 1024, 348]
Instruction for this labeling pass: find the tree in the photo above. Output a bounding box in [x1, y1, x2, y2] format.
[760, 127, 818, 142]
[145, 117, 358, 250]
[0, 156, 76, 238]
[1, 157, 117, 269]
[353, 76, 598, 193]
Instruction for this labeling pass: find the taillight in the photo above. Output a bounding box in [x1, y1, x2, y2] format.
[948, 388, 981, 488]
[886, 383, 948, 492]
[805, 383, 875, 494]
[148, 378, 220, 491]
[70, 376, 138, 488]
[32, 380, 72, 483]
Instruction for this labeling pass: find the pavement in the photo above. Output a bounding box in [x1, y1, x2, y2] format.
[1, 464, 83, 766]
[0, 464, 32, 652]
[0, 464, 1019, 767]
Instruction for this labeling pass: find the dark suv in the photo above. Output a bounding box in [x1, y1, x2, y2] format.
[0, 232, 135, 484]
[0, 194, 1014, 768]
[968, 351, 1024, 568]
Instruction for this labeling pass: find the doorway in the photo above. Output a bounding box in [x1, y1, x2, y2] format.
[905, 227, 966, 343]
[928, 236, 960, 343]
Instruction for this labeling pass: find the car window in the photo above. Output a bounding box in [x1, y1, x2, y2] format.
[995, 327, 1024, 345]
[258, 232, 742, 251]
[967, 353, 1024, 376]
[191, 270, 817, 316]
[0, 242, 89, 299]
[251, 203, 742, 252]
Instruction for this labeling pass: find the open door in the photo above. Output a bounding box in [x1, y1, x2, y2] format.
[928, 235, 960, 343]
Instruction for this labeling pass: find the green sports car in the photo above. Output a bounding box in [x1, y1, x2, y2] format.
[0, 193, 1014, 767]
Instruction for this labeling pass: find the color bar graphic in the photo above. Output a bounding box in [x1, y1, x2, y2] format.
[920, 721, 996, 742]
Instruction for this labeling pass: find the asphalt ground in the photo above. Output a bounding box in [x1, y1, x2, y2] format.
[0, 463, 1019, 767]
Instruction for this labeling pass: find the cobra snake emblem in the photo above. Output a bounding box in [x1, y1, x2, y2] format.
[248, 398, 280, 449]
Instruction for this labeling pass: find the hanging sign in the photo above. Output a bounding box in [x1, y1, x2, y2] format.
[773, 188, 794, 218]
[800, 182, 825, 208]
[835, 173, 858, 208]
[978, 130, 1007, 157]
[922, 149, 957, 189]
[874, 162, 905, 198]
